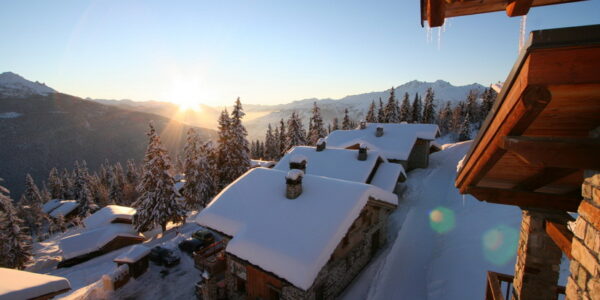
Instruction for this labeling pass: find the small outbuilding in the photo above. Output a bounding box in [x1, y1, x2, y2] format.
[113, 245, 151, 278]
[0, 268, 71, 300]
[48, 200, 79, 220]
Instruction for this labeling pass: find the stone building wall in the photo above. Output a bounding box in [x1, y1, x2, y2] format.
[566, 170, 600, 300]
[407, 139, 431, 171]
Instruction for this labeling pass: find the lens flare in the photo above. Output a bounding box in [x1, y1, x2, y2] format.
[429, 206, 455, 234]
[482, 225, 519, 266]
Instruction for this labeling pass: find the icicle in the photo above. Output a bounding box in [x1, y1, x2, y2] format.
[518, 15, 527, 53]
[426, 23, 432, 43]
[437, 27, 442, 50]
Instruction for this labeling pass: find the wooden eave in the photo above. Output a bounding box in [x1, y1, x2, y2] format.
[420, 0, 587, 27]
[455, 25, 600, 212]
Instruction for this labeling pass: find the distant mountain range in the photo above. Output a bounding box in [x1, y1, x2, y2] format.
[0, 72, 215, 198]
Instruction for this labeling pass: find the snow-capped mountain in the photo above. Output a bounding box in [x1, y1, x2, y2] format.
[0, 72, 56, 98]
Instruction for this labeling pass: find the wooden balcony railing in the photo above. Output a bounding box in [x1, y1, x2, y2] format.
[485, 271, 566, 300]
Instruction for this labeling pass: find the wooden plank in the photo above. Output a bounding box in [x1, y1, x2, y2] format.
[427, 0, 446, 27]
[466, 186, 581, 211]
[545, 220, 574, 259]
[501, 136, 600, 170]
[506, 0, 534, 16]
[579, 200, 600, 230]
[441, 0, 586, 19]
[486, 271, 505, 300]
[514, 168, 579, 191]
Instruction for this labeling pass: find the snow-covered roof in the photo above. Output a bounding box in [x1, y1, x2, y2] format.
[113, 245, 151, 264]
[274, 146, 384, 183]
[174, 181, 185, 194]
[60, 223, 143, 260]
[49, 201, 79, 218]
[251, 159, 276, 168]
[42, 199, 62, 214]
[83, 205, 136, 229]
[325, 123, 440, 161]
[0, 268, 70, 300]
[195, 167, 397, 290]
[370, 163, 406, 192]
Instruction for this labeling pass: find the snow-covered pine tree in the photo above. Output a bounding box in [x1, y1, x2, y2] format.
[342, 109, 352, 129]
[422, 87, 437, 124]
[451, 101, 466, 134]
[47, 168, 63, 200]
[286, 112, 307, 151]
[89, 172, 109, 207]
[19, 174, 46, 237]
[272, 126, 281, 160]
[184, 128, 200, 175]
[61, 169, 74, 199]
[226, 98, 251, 182]
[108, 165, 124, 205]
[465, 89, 480, 125]
[73, 161, 96, 218]
[126, 159, 138, 185]
[399, 92, 411, 122]
[332, 117, 340, 131]
[437, 101, 453, 135]
[216, 109, 232, 189]
[183, 141, 218, 209]
[133, 123, 186, 232]
[307, 102, 327, 145]
[377, 98, 385, 123]
[278, 119, 287, 158]
[411, 92, 422, 123]
[480, 87, 496, 123]
[264, 124, 277, 160]
[0, 180, 32, 269]
[365, 100, 377, 123]
[383, 87, 399, 123]
[458, 112, 472, 141]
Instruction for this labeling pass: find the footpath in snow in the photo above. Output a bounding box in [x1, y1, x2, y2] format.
[343, 141, 546, 300]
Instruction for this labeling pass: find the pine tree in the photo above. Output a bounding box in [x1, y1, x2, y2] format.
[133, 123, 186, 232]
[126, 160, 138, 185]
[465, 89, 480, 125]
[0, 180, 32, 269]
[264, 124, 277, 160]
[332, 117, 340, 131]
[365, 100, 377, 123]
[437, 101, 453, 135]
[422, 87, 437, 124]
[480, 87, 496, 123]
[451, 101, 466, 134]
[61, 169, 74, 199]
[19, 174, 46, 237]
[89, 173, 109, 207]
[108, 166, 124, 205]
[411, 93, 422, 123]
[342, 109, 352, 129]
[399, 92, 411, 122]
[383, 87, 400, 123]
[73, 161, 95, 218]
[286, 112, 307, 151]
[377, 98, 385, 123]
[216, 109, 232, 189]
[225, 98, 251, 183]
[183, 141, 218, 209]
[272, 126, 281, 160]
[307, 102, 327, 145]
[47, 168, 63, 199]
[458, 112, 472, 141]
[278, 119, 287, 158]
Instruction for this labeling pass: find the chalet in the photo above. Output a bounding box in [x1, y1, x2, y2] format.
[58, 223, 145, 268]
[113, 245, 151, 278]
[195, 167, 397, 300]
[274, 145, 406, 193]
[48, 200, 79, 220]
[325, 123, 440, 170]
[449, 22, 600, 300]
[0, 268, 71, 300]
[83, 205, 136, 229]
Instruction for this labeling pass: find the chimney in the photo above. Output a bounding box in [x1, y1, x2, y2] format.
[375, 126, 384, 137]
[316, 138, 326, 152]
[358, 143, 368, 161]
[285, 170, 304, 199]
[359, 120, 366, 130]
[289, 155, 307, 172]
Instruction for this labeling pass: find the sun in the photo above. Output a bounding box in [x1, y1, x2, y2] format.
[165, 79, 205, 112]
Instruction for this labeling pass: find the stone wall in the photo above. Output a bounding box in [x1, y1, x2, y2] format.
[566, 170, 600, 300]
[407, 139, 430, 171]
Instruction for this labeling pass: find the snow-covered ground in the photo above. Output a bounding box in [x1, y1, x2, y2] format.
[342, 141, 569, 300]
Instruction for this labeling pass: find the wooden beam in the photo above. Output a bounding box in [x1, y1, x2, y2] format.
[545, 220, 574, 259]
[466, 186, 581, 211]
[427, 0, 446, 27]
[506, 0, 534, 17]
[514, 168, 579, 191]
[501, 136, 600, 170]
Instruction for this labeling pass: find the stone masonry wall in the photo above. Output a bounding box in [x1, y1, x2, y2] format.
[566, 170, 600, 300]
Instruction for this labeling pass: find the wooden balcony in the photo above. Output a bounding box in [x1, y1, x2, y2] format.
[485, 271, 565, 300]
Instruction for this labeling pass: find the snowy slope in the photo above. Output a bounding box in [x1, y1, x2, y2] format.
[0, 72, 55, 98]
[341, 142, 554, 300]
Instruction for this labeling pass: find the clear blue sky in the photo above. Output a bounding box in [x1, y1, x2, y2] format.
[1, 0, 598, 106]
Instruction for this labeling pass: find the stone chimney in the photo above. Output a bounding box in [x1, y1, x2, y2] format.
[285, 170, 304, 199]
[289, 155, 307, 172]
[359, 120, 366, 130]
[375, 126, 384, 137]
[358, 143, 368, 161]
[316, 138, 326, 152]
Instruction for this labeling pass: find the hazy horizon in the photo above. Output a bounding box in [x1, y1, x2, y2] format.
[2, 1, 599, 107]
